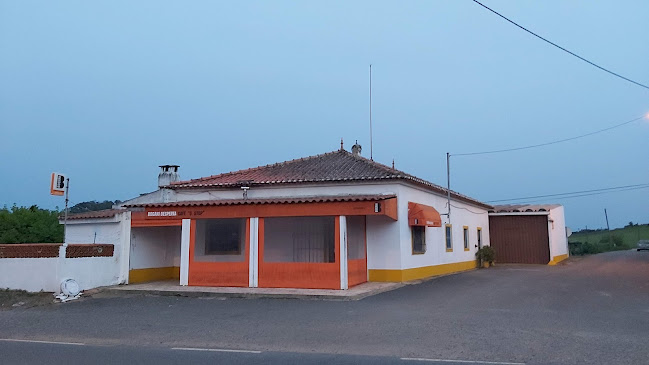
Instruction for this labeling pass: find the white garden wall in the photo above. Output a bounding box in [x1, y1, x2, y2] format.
[0, 258, 59, 292]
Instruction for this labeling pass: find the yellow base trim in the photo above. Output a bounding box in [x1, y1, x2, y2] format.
[129, 267, 180, 284]
[548, 254, 569, 266]
[368, 260, 478, 282]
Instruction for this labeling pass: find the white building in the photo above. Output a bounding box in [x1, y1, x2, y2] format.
[64, 145, 493, 290]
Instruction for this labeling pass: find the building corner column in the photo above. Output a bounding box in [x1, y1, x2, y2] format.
[180, 219, 191, 286]
[339, 215, 348, 290]
[119, 211, 132, 284]
[249, 217, 259, 288]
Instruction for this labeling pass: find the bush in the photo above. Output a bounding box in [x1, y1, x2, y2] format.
[569, 234, 629, 256]
[476, 246, 496, 264]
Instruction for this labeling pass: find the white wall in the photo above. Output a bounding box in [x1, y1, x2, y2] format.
[58, 256, 121, 291]
[395, 184, 491, 270]
[549, 206, 569, 259]
[0, 258, 59, 292]
[130, 226, 181, 269]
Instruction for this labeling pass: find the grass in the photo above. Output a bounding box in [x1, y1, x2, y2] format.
[568, 224, 649, 255]
[0, 289, 53, 310]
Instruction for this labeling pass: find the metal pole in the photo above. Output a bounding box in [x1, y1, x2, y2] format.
[446, 152, 451, 219]
[63, 178, 69, 246]
[604, 208, 613, 247]
[369, 64, 373, 161]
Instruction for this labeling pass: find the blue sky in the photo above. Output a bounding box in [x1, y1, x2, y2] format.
[1, 1, 647, 229]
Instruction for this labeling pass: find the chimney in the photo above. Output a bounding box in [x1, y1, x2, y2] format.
[351, 140, 362, 156]
[158, 165, 180, 188]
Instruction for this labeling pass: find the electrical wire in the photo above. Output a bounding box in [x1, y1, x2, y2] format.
[450, 204, 488, 215]
[470, 0, 649, 91]
[487, 183, 649, 204]
[453, 115, 644, 156]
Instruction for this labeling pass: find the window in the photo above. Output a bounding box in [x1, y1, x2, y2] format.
[445, 224, 452, 252]
[264, 216, 335, 263]
[194, 218, 247, 262]
[463, 226, 470, 251]
[477, 227, 482, 249]
[205, 219, 245, 255]
[347, 216, 366, 260]
[412, 226, 426, 254]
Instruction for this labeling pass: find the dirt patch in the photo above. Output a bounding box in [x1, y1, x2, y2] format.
[0, 289, 54, 310]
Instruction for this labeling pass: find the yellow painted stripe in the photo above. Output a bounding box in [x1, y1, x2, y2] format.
[368, 260, 478, 282]
[548, 253, 569, 266]
[129, 267, 180, 284]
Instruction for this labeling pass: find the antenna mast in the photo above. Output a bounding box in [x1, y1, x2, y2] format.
[369, 64, 373, 160]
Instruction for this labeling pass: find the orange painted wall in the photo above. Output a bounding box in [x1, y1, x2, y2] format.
[348, 259, 367, 287]
[258, 217, 342, 289]
[188, 219, 250, 287]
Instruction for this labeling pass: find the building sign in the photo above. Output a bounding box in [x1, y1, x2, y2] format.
[145, 210, 204, 219]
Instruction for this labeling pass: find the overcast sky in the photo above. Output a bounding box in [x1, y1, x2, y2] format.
[1, 1, 647, 230]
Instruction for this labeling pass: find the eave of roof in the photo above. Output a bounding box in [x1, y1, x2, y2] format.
[64, 209, 126, 220]
[124, 194, 396, 208]
[490, 204, 561, 213]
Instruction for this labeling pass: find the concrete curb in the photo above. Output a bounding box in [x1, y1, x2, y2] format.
[100, 283, 405, 301]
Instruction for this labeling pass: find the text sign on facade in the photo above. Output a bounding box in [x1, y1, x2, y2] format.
[145, 210, 204, 219]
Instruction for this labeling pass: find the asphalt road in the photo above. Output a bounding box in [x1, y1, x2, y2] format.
[1, 250, 647, 365]
[0, 340, 524, 365]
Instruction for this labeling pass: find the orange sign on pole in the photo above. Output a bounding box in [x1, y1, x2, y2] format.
[50, 172, 66, 196]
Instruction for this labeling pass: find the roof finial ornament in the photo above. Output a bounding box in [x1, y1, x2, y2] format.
[392, 159, 395, 169]
[340, 138, 344, 150]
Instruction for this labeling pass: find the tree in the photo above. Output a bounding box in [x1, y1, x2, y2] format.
[69, 200, 121, 214]
[0, 205, 63, 243]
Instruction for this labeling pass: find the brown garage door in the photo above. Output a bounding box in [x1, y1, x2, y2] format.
[489, 215, 550, 264]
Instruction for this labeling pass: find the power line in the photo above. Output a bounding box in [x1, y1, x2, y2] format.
[453, 115, 644, 157]
[470, 0, 649, 91]
[487, 183, 649, 203]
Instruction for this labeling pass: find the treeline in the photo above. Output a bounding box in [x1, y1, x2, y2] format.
[0, 200, 120, 243]
[0, 205, 63, 243]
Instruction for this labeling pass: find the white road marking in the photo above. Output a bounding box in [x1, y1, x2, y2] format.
[0, 338, 85, 346]
[171, 347, 262, 354]
[401, 358, 524, 365]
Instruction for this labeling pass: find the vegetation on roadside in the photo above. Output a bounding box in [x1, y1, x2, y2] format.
[568, 223, 649, 256]
[0, 205, 63, 243]
[0, 289, 53, 310]
[1, 200, 120, 244]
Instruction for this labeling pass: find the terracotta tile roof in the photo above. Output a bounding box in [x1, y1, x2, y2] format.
[490, 204, 562, 213]
[64, 209, 126, 220]
[169, 149, 491, 209]
[124, 194, 396, 208]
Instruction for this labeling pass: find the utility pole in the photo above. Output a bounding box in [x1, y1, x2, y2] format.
[64, 178, 69, 246]
[604, 208, 613, 247]
[446, 152, 451, 219]
[369, 64, 373, 161]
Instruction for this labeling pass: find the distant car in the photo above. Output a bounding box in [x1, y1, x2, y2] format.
[637, 240, 649, 251]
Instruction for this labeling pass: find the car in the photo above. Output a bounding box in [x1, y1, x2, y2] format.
[637, 240, 649, 251]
